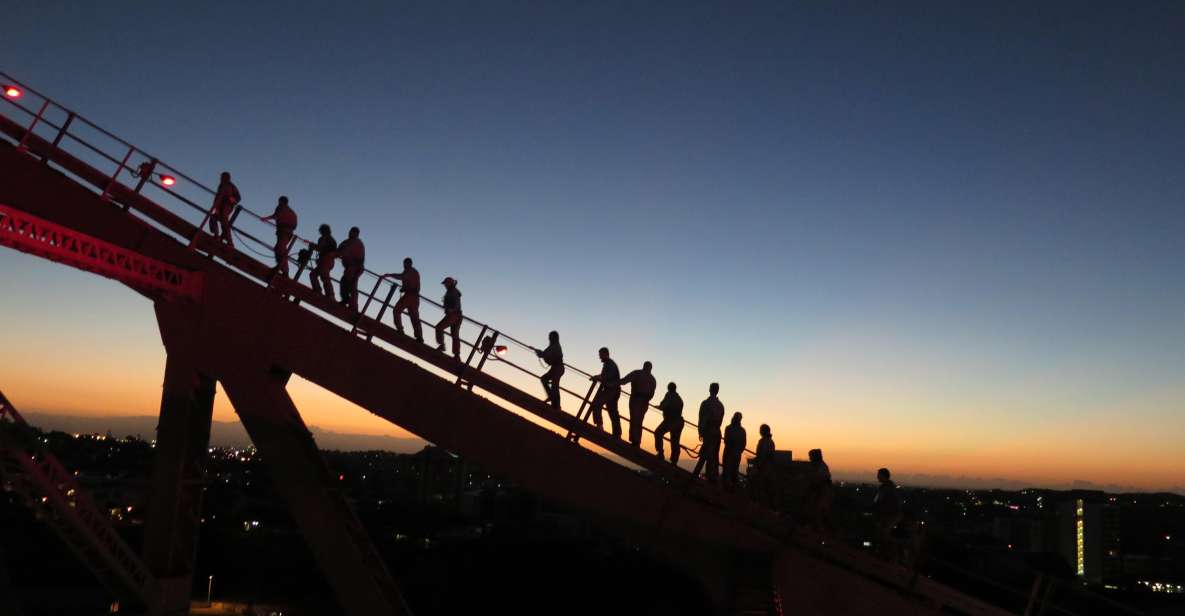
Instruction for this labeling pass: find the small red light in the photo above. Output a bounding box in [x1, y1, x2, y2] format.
[3, 86, 21, 99]
[160, 175, 176, 187]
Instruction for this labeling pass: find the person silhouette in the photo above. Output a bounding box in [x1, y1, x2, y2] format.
[386, 258, 423, 343]
[807, 448, 834, 537]
[260, 195, 297, 278]
[337, 226, 365, 311]
[209, 171, 240, 247]
[535, 331, 564, 409]
[618, 361, 657, 447]
[310, 224, 337, 299]
[653, 382, 684, 463]
[752, 424, 776, 505]
[587, 347, 622, 438]
[872, 467, 902, 562]
[435, 277, 463, 357]
[755, 424, 775, 463]
[692, 383, 725, 482]
[722, 411, 747, 491]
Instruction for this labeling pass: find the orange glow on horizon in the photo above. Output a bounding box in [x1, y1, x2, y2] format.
[1, 252, 1181, 494]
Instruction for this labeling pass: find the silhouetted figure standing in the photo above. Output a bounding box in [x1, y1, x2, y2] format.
[872, 467, 902, 562]
[435, 277, 463, 357]
[337, 227, 365, 311]
[653, 382, 684, 463]
[752, 424, 776, 506]
[310, 224, 337, 299]
[722, 412, 747, 491]
[587, 347, 622, 438]
[618, 361, 657, 447]
[807, 448, 834, 538]
[535, 331, 564, 409]
[692, 383, 725, 482]
[387, 258, 423, 342]
[210, 171, 240, 247]
[261, 195, 297, 278]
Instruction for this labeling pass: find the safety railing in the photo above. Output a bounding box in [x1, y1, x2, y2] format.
[0, 70, 757, 476]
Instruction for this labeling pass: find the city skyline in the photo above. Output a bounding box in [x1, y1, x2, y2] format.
[2, 2, 1184, 493]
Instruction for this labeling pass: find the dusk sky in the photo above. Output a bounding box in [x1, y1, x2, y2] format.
[2, 2, 1183, 492]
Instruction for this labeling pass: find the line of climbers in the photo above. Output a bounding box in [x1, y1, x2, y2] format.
[204, 174, 871, 528]
[533, 337, 780, 493]
[210, 173, 466, 357]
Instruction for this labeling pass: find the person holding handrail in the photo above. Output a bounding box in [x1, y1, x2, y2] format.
[587, 347, 622, 439]
[435, 277, 463, 357]
[692, 383, 725, 482]
[261, 196, 297, 278]
[310, 224, 337, 299]
[653, 382, 684, 463]
[618, 361, 657, 447]
[386, 258, 423, 343]
[210, 171, 240, 247]
[337, 227, 365, 311]
[534, 331, 564, 409]
[722, 411, 747, 491]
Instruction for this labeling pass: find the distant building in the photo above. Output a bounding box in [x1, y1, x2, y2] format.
[1059, 498, 1122, 584]
[992, 515, 1059, 553]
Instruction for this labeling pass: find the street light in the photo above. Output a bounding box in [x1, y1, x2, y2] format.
[207, 575, 213, 606]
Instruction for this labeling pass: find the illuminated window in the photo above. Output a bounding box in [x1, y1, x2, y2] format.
[1075, 500, 1086, 576]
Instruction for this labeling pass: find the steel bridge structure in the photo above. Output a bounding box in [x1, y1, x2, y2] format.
[0, 71, 1020, 616]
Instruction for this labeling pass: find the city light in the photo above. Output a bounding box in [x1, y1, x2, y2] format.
[2, 85, 21, 99]
[160, 175, 176, 187]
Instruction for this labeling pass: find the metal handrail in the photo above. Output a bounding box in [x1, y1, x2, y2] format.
[0, 69, 750, 470]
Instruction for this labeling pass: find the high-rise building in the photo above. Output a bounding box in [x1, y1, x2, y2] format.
[1059, 498, 1122, 584]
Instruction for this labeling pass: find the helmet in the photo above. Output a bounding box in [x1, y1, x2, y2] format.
[441, 277, 456, 287]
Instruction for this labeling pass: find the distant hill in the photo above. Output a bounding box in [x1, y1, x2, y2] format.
[22, 412, 426, 453]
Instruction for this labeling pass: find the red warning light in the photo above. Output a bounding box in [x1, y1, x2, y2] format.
[3, 86, 21, 99]
[160, 175, 176, 187]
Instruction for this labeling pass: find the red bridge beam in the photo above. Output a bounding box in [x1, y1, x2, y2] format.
[0, 203, 201, 299]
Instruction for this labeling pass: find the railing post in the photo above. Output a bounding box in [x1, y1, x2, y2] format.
[465, 331, 500, 391]
[455, 325, 488, 386]
[189, 204, 216, 249]
[352, 277, 388, 335]
[101, 145, 136, 203]
[41, 111, 76, 165]
[367, 283, 399, 342]
[16, 99, 51, 153]
[566, 381, 599, 442]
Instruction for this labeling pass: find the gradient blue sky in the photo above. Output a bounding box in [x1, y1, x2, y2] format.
[2, 2, 1183, 491]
